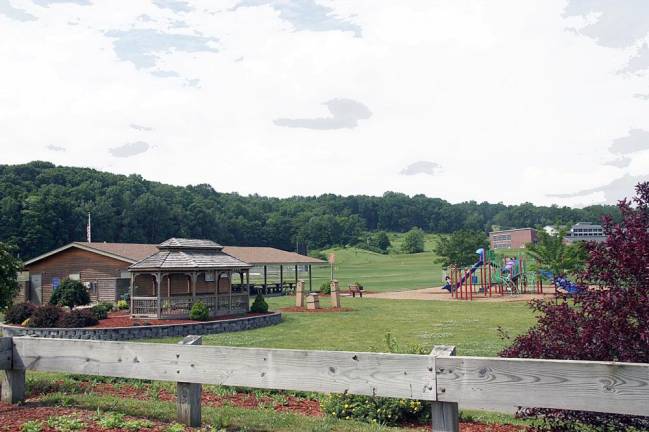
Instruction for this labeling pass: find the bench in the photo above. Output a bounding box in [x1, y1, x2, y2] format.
[348, 284, 364, 298]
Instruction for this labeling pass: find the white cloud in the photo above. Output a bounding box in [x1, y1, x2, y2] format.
[1, 0, 649, 206]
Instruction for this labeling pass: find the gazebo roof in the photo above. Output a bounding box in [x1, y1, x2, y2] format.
[129, 238, 250, 271]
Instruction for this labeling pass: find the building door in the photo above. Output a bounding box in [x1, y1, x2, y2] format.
[29, 273, 42, 305]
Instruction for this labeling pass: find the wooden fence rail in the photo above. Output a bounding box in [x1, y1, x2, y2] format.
[1, 336, 648, 432]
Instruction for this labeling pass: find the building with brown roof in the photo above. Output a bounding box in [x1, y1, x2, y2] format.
[21, 240, 326, 306]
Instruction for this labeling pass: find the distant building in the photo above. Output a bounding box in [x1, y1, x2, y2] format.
[489, 228, 537, 249]
[564, 222, 606, 243]
[543, 225, 558, 236]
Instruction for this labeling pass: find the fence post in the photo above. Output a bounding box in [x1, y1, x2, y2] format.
[177, 335, 202, 427]
[0, 337, 24, 404]
[430, 345, 458, 432]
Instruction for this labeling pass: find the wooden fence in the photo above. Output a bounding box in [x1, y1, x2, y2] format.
[1, 336, 648, 431]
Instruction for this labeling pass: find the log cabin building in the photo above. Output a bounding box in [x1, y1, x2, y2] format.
[20, 239, 325, 313]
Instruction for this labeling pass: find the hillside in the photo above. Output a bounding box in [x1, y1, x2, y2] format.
[0, 161, 619, 260]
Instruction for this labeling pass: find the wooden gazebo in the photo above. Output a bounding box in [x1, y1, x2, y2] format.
[128, 238, 252, 319]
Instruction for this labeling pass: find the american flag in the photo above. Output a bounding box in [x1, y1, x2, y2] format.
[86, 212, 92, 243]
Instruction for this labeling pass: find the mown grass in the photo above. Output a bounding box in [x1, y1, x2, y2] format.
[150, 296, 536, 357]
[308, 233, 445, 293]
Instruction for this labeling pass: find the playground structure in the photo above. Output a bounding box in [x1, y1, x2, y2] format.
[443, 248, 545, 300]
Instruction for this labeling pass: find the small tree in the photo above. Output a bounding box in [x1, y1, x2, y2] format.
[0, 242, 22, 311]
[250, 292, 269, 313]
[401, 228, 425, 254]
[49, 278, 90, 309]
[374, 231, 391, 253]
[434, 230, 488, 267]
[525, 229, 585, 280]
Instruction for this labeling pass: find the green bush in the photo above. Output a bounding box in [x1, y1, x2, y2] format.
[59, 309, 98, 328]
[319, 281, 331, 295]
[321, 333, 430, 426]
[189, 301, 209, 321]
[117, 300, 129, 310]
[250, 292, 268, 313]
[90, 302, 113, 320]
[401, 228, 425, 254]
[5, 302, 37, 324]
[49, 279, 90, 309]
[27, 304, 65, 328]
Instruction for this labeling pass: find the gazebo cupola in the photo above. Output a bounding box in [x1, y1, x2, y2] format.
[128, 238, 252, 319]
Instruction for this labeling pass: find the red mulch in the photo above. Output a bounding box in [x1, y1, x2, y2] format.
[278, 306, 354, 313]
[3, 379, 531, 431]
[94, 311, 273, 328]
[0, 402, 174, 431]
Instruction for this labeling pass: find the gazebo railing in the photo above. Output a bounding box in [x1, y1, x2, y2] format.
[132, 294, 249, 319]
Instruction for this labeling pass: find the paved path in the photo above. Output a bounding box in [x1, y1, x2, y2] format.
[364, 287, 555, 302]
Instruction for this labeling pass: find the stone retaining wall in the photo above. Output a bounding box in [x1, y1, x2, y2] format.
[1, 312, 282, 341]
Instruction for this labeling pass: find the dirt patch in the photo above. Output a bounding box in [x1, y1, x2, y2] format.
[278, 306, 354, 313]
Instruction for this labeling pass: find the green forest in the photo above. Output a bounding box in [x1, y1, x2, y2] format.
[0, 161, 620, 260]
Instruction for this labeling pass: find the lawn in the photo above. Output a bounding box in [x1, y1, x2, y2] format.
[153, 296, 537, 357]
[308, 233, 446, 293]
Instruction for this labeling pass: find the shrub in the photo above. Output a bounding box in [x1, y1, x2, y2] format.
[189, 301, 209, 321]
[319, 281, 331, 295]
[322, 333, 429, 426]
[0, 242, 22, 312]
[59, 309, 98, 328]
[500, 182, 649, 431]
[5, 302, 37, 324]
[117, 299, 129, 310]
[27, 304, 65, 328]
[90, 302, 113, 320]
[250, 292, 268, 313]
[49, 278, 90, 309]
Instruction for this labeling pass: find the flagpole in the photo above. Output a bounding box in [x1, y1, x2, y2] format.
[87, 212, 92, 243]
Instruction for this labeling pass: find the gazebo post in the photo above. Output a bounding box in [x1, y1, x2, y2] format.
[215, 271, 219, 314]
[295, 265, 298, 284]
[308, 265, 312, 292]
[129, 272, 135, 315]
[156, 271, 162, 319]
[245, 270, 250, 312]
[280, 265, 283, 292]
[191, 272, 197, 301]
[228, 271, 232, 313]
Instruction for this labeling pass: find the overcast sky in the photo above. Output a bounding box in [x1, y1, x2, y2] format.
[1, 0, 649, 206]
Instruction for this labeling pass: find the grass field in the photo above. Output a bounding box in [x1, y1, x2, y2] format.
[153, 296, 536, 357]
[308, 233, 446, 293]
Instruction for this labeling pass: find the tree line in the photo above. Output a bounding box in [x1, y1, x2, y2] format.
[0, 161, 620, 260]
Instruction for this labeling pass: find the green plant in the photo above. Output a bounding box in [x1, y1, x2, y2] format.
[250, 292, 268, 313]
[321, 333, 429, 426]
[96, 412, 126, 428]
[27, 304, 65, 328]
[49, 278, 90, 309]
[434, 229, 489, 267]
[319, 281, 331, 295]
[20, 420, 43, 432]
[117, 299, 129, 310]
[59, 309, 98, 328]
[5, 302, 37, 324]
[0, 242, 22, 312]
[189, 300, 210, 321]
[46, 415, 85, 431]
[166, 422, 186, 432]
[401, 228, 425, 254]
[90, 302, 113, 320]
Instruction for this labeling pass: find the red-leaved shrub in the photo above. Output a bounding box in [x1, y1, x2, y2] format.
[501, 183, 649, 431]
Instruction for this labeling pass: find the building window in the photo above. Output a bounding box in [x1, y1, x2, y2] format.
[69, 273, 80, 281]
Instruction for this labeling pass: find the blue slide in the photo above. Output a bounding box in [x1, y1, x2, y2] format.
[442, 248, 485, 292]
[539, 270, 584, 295]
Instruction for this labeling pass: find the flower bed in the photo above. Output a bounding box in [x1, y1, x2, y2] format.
[0, 312, 282, 340]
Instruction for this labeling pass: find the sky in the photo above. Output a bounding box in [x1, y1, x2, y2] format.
[1, 0, 649, 206]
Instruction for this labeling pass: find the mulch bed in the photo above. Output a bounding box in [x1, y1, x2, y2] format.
[0, 402, 174, 431]
[278, 306, 354, 313]
[4, 379, 531, 431]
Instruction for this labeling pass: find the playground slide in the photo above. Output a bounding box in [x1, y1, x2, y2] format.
[538, 270, 584, 294]
[442, 247, 485, 292]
